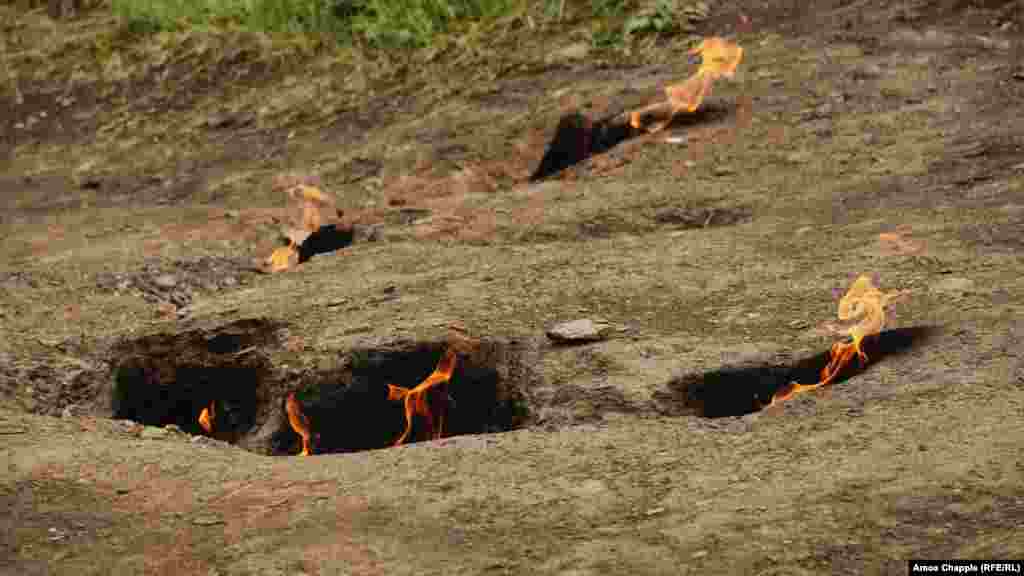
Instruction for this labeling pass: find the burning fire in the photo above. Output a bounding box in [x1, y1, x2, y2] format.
[386, 324, 479, 446]
[630, 37, 744, 133]
[387, 347, 458, 446]
[198, 401, 215, 434]
[770, 274, 909, 406]
[259, 182, 342, 274]
[265, 242, 299, 273]
[286, 391, 314, 456]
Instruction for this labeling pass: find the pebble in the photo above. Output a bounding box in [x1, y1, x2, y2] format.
[932, 277, 974, 295]
[153, 274, 178, 289]
[546, 319, 614, 343]
[140, 426, 171, 440]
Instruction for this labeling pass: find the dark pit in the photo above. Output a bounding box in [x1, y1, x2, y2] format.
[295, 224, 355, 264]
[529, 111, 636, 181]
[529, 102, 735, 181]
[109, 319, 280, 443]
[658, 327, 939, 418]
[106, 319, 534, 456]
[270, 340, 531, 456]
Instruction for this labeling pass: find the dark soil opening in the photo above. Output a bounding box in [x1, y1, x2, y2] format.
[529, 102, 736, 182]
[659, 327, 939, 418]
[108, 319, 280, 442]
[270, 340, 531, 456]
[296, 224, 355, 264]
[529, 111, 636, 182]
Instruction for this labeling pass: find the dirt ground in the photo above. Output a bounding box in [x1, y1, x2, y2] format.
[2, 0, 1024, 574]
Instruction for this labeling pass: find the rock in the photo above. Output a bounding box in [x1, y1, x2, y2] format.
[140, 426, 171, 440]
[61, 404, 81, 419]
[933, 277, 974, 295]
[852, 63, 883, 79]
[192, 515, 225, 526]
[785, 151, 812, 164]
[153, 274, 178, 289]
[546, 319, 614, 344]
[555, 42, 589, 62]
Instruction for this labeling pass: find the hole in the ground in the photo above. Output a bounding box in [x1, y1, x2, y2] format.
[269, 340, 532, 456]
[295, 224, 354, 264]
[659, 327, 939, 418]
[528, 103, 734, 182]
[530, 111, 635, 182]
[108, 318, 281, 441]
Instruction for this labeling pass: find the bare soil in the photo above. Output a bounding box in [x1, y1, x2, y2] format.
[2, 1, 1023, 574]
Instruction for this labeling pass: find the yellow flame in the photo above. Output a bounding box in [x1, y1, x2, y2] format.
[264, 242, 298, 273]
[631, 37, 744, 133]
[389, 347, 458, 446]
[198, 402, 214, 434]
[769, 274, 908, 407]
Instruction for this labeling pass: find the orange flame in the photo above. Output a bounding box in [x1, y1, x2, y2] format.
[264, 241, 299, 273]
[770, 274, 908, 406]
[198, 401, 215, 434]
[260, 184, 342, 274]
[630, 37, 744, 133]
[387, 347, 458, 446]
[286, 391, 313, 456]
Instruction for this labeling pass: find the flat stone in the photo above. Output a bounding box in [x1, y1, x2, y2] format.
[546, 319, 614, 343]
[140, 426, 171, 440]
[555, 42, 590, 61]
[933, 277, 974, 295]
[153, 274, 178, 289]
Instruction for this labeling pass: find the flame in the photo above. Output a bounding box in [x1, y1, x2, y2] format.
[288, 185, 335, 232]
[770, 274, 908, 406]
[198, 401, 215, 434]
[630, 37, 744, 133]
[260, 184, 343, 274]
[286, 391, 313, 456]
[264, 241, 298, 273]
[387, 347, 458, 446]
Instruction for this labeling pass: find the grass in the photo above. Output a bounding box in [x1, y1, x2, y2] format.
[106, 0, 680, 49]
[111, 0, 525, 46]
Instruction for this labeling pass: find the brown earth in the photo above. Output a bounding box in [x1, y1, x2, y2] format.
[2, 0, 1024, 574]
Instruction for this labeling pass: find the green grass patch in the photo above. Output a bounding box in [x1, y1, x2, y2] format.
[110, 0, 523, 46]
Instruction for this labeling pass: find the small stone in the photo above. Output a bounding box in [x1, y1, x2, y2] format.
[933, 277, 974, 295]
[164, 424, 183, 434]
[712, 165, 735, 176]
[692, 550, 709, 559]
[644, 507, 666, 517]
[853, 63, 883, 79]
[153, 274, 178, 289]
[546, 319, 614, 343]
[140, 426, 171, 440]
[785, 151, 811, 164]
[555, 42, 589, 61]
[61, 404, 80, 419]
[192, 515, 224, 526]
